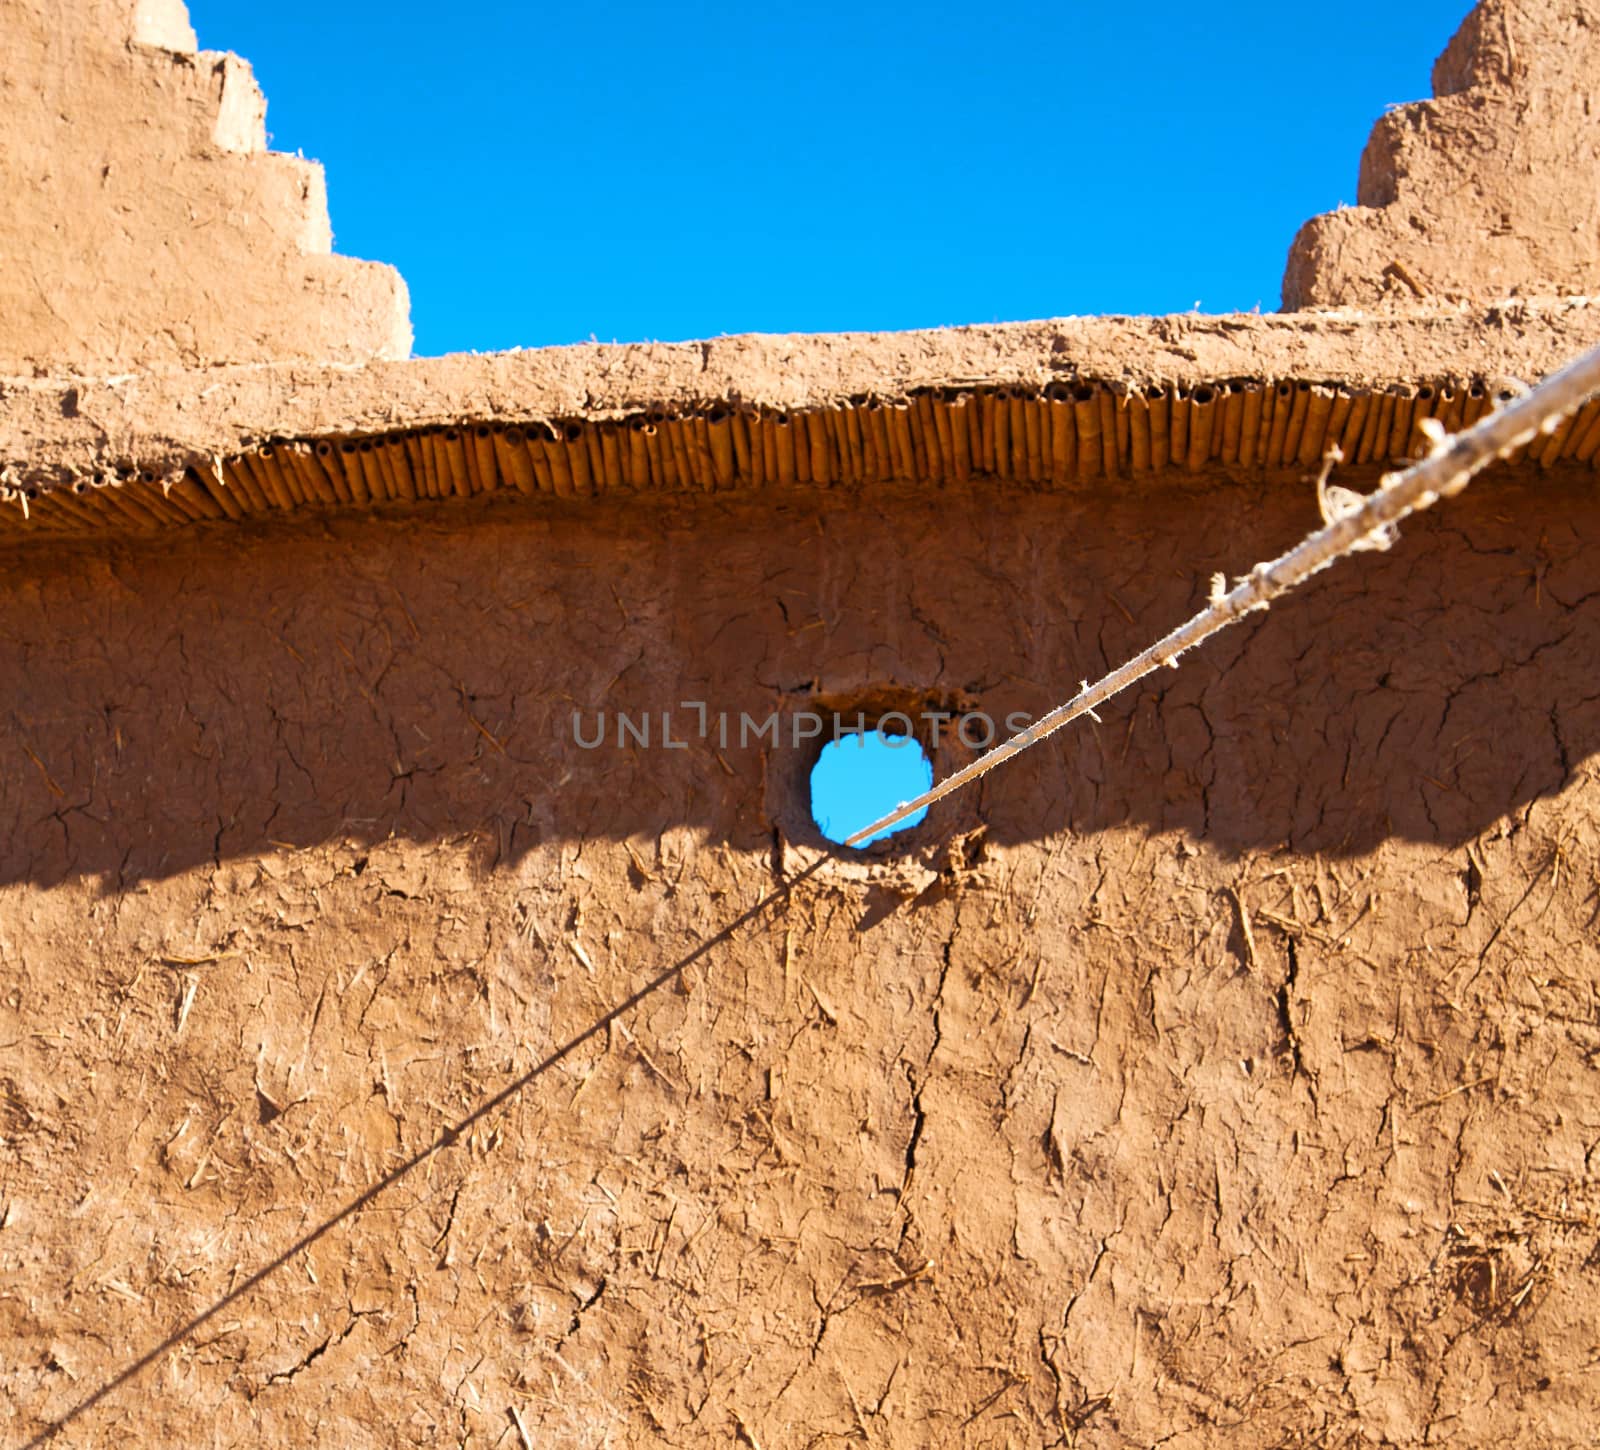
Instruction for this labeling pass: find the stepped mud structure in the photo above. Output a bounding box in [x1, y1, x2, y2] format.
[4, 1, 1600, 1445]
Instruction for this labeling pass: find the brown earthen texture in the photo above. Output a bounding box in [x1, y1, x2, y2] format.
[13, 367, 1600, 544]
[6, 302, 1600, 520]
[0, 0, 410, 373]
[1284, 0, 1600, 309]
[3, 464, 1599, 1447]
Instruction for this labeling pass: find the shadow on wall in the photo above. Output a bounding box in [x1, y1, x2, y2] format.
[1, 473, 1596, 890]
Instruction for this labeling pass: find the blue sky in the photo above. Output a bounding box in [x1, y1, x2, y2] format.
[810, 733, 932, 846]
[191, 2, 1473, 356]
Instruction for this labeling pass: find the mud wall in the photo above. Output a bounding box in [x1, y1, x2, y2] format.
[1286, 0, 1600, 308]
[3, 469, 1599, 1446]
[0, 0, 409, 373]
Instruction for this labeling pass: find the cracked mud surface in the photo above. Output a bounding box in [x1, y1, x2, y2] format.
[3, 468, 1600, 1445]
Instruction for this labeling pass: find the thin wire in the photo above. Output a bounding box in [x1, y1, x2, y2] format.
[845, 343, 1600, 847]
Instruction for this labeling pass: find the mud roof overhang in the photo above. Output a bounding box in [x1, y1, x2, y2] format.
[6, 300, 1600, 542]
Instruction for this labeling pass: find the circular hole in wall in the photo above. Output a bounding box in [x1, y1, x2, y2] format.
[809, 726, 934, 848]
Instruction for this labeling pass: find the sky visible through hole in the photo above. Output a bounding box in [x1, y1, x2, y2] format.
[189, 1, 1475, 357]
[811, 731, 933, 847]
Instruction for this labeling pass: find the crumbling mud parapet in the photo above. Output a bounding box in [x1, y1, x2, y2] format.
[1283, 0, 1600, 310]
[0, 0, 411, 373]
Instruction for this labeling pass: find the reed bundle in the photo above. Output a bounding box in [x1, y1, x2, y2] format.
[7, 376, 1594, 537]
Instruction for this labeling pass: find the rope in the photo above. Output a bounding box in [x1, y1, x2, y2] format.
[845, 342, 1600, 846]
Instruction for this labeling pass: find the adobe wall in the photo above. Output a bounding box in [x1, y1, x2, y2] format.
[1286, 0, 1600, 307]
[0, 0, 410, 373]
[3, 465, 1598, 1446]
[5, 0, 1600, 1445]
